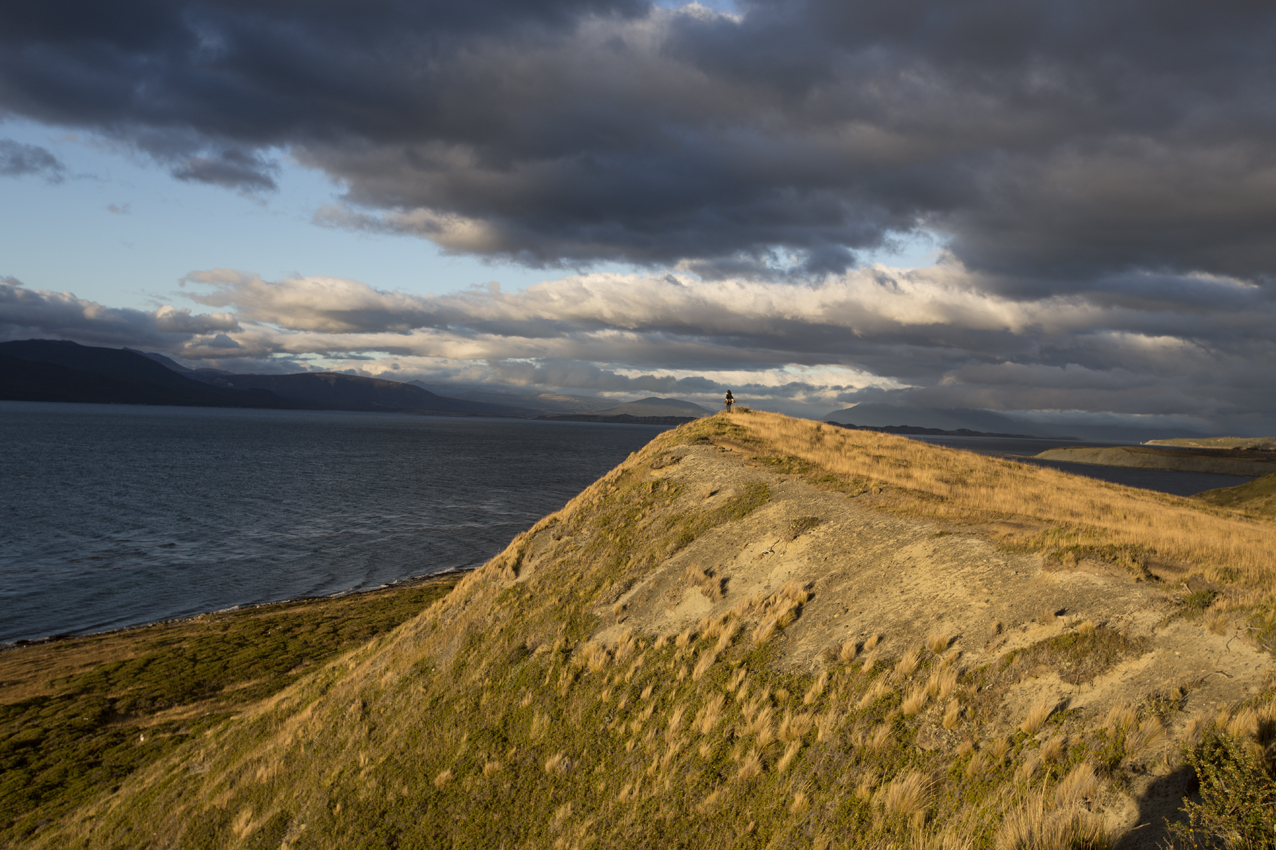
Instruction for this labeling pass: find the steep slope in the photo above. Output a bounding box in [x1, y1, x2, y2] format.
[30, 413, 1276, 850]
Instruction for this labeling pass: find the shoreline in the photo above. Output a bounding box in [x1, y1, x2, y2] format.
[0, 567, 473, 651]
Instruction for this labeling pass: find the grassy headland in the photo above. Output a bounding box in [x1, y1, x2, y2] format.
[0, 577, 459, 844]
[6, 412, 1274, 849]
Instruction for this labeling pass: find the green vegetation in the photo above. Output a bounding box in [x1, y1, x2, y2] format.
[0, 578, 457, 844]
[1168, 725, 1276, 848]
[1194, 471, 1276, 519]
[1000, 626, 1149, 686]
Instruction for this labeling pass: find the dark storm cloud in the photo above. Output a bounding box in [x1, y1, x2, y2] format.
[0, 138, 64, 181]
[5, 0, 1276, 283]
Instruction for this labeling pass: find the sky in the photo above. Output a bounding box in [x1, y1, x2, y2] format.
[2, 0, 1275, 433]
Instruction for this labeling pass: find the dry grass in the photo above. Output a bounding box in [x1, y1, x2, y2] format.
[803, 671, 829, 705]
[902, 685, 929, 716]
[735, 411, 1275, 591]
[858, 678, 892, 710]
[839, 639, 860, 664]
[1125, 717, 1166, 756]
[893, 648, 922, 680]
[995, 791, 1108, 850]
[877, 772, 930, 829]
[928, 667, 959, 700]
[1053, 763, 1100, 808]
[1103, 703, 1137, 734]
[1020, 697, 1056, 735]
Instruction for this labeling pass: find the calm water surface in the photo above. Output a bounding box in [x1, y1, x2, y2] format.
[1, 402, 665, 643]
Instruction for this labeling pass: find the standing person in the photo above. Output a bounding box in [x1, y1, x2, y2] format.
[724, 390, 735, 412]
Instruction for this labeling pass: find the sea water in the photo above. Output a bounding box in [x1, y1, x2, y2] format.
[2, 404, 1252, 643]
[0, 402, 665, 643]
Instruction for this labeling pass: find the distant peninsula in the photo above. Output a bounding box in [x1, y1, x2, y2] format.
[826, 420, 1063, 440]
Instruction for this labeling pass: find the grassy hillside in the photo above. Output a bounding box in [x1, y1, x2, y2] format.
[9, 412, 1275, 849]
[1194, 472, 1276, 519]
[1146, 437, 1276, 450]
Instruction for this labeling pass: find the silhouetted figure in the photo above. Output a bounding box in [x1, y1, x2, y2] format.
[724, 390, 735, 412]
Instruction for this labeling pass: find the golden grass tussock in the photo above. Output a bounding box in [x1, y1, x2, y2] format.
[713, 618, 739, 653]
[928, 667, 959, 700]
[695, 694, 725, 735]
[581, 641, 611, 673]
[803, 671, 829, 705]
[855, 770, 880, 802]
[432, 769, 452, 788]
[1040, 734, 1066, 763]
[1053, 763, 1100, 808]
[545, 752, 570, 776]
[735, 411, 1274, 593]
[816, 710, 839, 742]
[674, 626, 697, 648]
[752, 616, 780, 646]
[994, 792, 1108, 850]
[1103, 703, 1137, 734]
[777, 740, 803, 773]
[666, 705, 686, 737]
[613, 629, 639, 664]
[926, 632, 951, 654]
[858, 678, 892, 710]
[877, 771, 930, 828]
[864, 633, 882, 651]
[869, 723, 892, 749]
[745, 704, 776, 746]
[737, 748, 763, 781]
[482, 760, 502, 777]
[778, 708, 813, 742]
[988, 738, 1012, 763]
[839, 638, 860, 664]
[1019, 697, 1056, 735]
[790, 789, 809, 814]
[942, 700, 962, 730]
[894, 648, 922, 680]
[691, 647, 719, 682]
[901, 684, 929, 716]
[531, 711, 550, 740]
[1125, 717, 1166, 756]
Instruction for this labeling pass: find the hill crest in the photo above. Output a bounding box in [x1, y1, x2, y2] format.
[22, 412, 1276, 849]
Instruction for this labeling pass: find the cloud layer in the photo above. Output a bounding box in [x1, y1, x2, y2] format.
[5, 265, 1273, 432]
[4, 0, 1276, 282]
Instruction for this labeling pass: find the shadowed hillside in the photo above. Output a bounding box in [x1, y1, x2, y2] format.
[10, 412, 1275, 849]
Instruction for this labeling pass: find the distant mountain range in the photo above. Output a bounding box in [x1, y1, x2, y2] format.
[0, 339, 707, 422]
